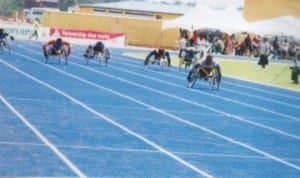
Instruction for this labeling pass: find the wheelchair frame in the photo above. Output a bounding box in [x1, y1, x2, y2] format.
[84, 48, 110, 66]
[144, 56, 168, 71]
[178, 54, 197, 71]
[189, 66, 220, 90]
[45, 46, 68, 65]
[0, 38, 11, 55]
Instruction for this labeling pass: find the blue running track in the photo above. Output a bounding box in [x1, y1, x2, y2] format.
[0, 40, 299, 177]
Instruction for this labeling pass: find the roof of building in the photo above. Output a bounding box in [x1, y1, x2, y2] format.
[79, 1, 194, 15]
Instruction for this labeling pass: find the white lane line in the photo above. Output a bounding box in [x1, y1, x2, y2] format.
[27, 41, 300, 101]
[26, 44, 300, 123]
[117, 63, 300, 121]
[109, 54, 300, 109]
[0, 58, 214, 178]
[223, 75, 300, 95]
[9, 50, 300, 172]
[67, 55, 300, 141]
[122, 51, 300, 97]
[0, 93, 86, 178]
[3, 140, 300, 162]
[18, 44, 300, 140]
[103, 55, 300, 122]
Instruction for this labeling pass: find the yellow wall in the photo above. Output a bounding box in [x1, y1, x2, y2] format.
[42, 1, 300, 49]
[43, 11, 180, 49]
[154, 13, 180, 20]
[77, 7, 94, 14]
[244, 0, 300, 21]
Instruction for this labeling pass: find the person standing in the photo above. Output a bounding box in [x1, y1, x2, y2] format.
[29, 18, 40, 40]
[258, 37, 271, 68]
[244, 34, 252, 57]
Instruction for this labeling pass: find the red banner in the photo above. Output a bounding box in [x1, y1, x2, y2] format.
[49, 28, 124, 40]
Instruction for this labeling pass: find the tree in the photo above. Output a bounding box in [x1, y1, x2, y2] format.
[59, 0, 76, 11]
[0, 0, 24, 16]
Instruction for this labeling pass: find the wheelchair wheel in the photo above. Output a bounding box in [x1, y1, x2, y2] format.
[61, 54, 68, 65]
[189, 69, 198, 88]
[57, 54, 61, 64]
[103, 50, 110, 67]
[61, 49, 68, 65]
[57, 48, 65, 65]
[210, 68, 220, 90]
[96, 53, 102, 65]
[0, 41, 4, 54]
[84, 48, 93, 64]
[0, 40, 10, 55]
[45, 48, 52, 63]
[144, 58, 150, 68]
[160, 58, 168, 71]
[5, 40, 11, 55]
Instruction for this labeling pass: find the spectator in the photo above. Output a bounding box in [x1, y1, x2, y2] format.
[252, 35, 261, 57]
[270, 36, 280, 59]
[29, 18, 40, 40]
[177, 35, 188, 58]
[197, 36, 211, 59]
[224, 34, 235, 55]
[244, 34, 252, 57]
[281, 39, 289, 59]
[258, 37, 271, 68]
[190, 30, 199, 47]
[288, 42, 297, 59]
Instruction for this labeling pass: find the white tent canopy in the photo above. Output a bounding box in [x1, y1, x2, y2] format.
[161, 5, 249, 34]
[247, 16, 300, 38]
[162, 5, 300, 38]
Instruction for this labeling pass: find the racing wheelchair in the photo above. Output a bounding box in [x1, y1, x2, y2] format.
[178, 47, 199, 71]
[84, 46, 110, 66]
[144, 55, 168, 70]
[0, 36, 12, 55]
[144, 49, 170, 71]
[45, 46, 69, 65]
[189, 66, 220, 90]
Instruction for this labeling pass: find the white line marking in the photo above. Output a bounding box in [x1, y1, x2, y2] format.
[104, 54, 300, 121]
[5, 141, 300, 161]
[0, 58, 214, 178]
[8, 49, 300, 172]
[0, 93, 86, 178]
[111, 54, 300, 108]
[48, 45, 300, 119]
[223, 75, 300, 94]
[123, 51, 300, 95]
[113, 62, 300, 122]
[67, 55, 300, 140]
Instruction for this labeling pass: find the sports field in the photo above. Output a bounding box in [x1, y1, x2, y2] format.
[0, 40, 299, 177]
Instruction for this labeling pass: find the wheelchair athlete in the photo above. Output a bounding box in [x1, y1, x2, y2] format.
[144, 48, 171, 67]
[83, 41, 110, 59]
[0, 28, 14, 47]
[43, 38, 71, 59]
[187, 54, 222, 82]
[179, 46, 200, 69]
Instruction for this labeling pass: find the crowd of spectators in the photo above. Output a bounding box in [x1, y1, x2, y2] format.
[177, 29, 299, 60]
